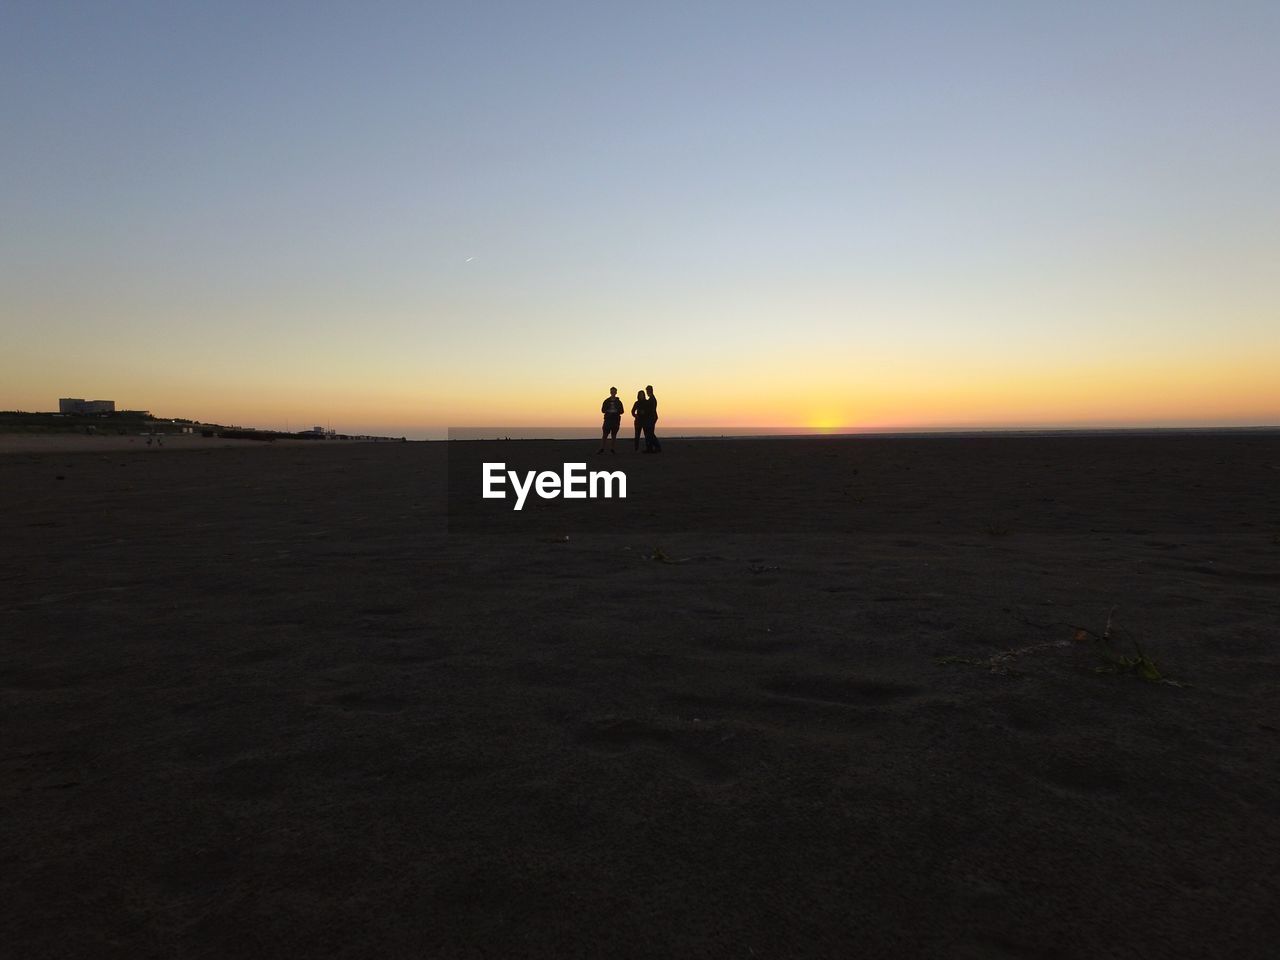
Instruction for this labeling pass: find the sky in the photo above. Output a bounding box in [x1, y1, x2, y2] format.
[2, 0, 1277, 438]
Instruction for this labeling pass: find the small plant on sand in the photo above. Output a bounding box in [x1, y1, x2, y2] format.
[1070, 608, 1185, 686]
[646, 546, 691, 564]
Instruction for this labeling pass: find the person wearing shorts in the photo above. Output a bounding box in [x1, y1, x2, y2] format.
[599, 387, 623, 453]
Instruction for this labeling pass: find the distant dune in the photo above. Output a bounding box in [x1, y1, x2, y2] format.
[0, 434, 405, 454]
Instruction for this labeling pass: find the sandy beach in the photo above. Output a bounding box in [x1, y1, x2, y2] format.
[3, 434, 1278, 958]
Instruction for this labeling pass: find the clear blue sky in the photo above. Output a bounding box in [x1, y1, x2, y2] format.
[3, 1, 1277, 436]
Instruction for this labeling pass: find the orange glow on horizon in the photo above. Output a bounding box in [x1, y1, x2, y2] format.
[6, 340, 1276, 438]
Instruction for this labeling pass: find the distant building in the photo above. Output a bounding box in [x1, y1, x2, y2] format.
[59, 398, 116, 414]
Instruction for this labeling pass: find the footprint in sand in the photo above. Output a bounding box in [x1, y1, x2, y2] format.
[325, 690, 411, 714]
[575, 717, 737, 785]
[694, 632, 796, 655]
[762, 674, 923, 707]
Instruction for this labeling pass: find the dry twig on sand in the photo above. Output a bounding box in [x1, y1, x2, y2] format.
[937, 639, 1069, 676]
[642, 547, 731, 565]
[939, 607, 1186, 686]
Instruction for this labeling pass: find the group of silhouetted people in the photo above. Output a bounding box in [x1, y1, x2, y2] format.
[598, 385, 661, 454]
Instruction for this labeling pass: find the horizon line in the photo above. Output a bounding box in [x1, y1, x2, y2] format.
[441, 424, 1280, 442]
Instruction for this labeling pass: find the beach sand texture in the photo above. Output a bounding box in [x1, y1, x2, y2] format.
[3, 435, 1278, 958]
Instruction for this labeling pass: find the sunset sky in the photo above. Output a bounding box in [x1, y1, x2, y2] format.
[3, 1, 1277, 438]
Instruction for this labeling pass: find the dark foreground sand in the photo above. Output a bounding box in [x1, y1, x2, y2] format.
[3, 435, 1278, 958]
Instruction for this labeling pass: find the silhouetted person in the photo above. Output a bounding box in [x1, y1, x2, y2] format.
[643, 384, 661, 453]
[598, 387, 623, 453]
[631, 390, 648, 451]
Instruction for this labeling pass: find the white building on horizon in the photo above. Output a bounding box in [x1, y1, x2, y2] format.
[59, 398, 115, 414]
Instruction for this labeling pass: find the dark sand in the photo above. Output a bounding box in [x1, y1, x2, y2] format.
[3, 435, 1278, 958]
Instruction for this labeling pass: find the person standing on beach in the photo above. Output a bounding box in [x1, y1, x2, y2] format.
[599, 387, 624, 454]
[643, 384, 661, 453]
[630, 390, 649, 452]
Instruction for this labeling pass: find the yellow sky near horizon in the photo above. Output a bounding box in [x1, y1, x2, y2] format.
[7, 338, 1276, 437]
